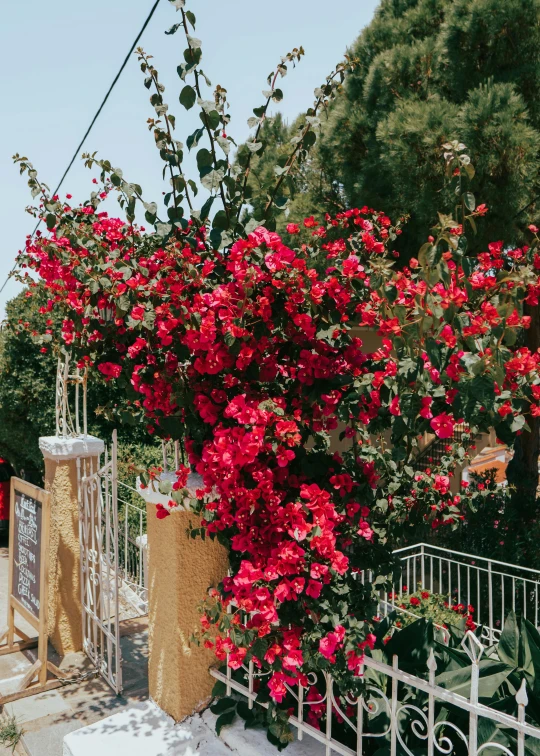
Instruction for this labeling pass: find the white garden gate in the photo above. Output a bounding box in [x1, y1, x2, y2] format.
[78, 430, 122, 694]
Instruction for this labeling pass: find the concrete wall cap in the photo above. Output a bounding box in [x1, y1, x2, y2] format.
[39, 434, 105, 461]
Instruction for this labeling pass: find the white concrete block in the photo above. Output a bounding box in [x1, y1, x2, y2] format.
[39, 434, 104, 461]
[62, 701, 232, 756]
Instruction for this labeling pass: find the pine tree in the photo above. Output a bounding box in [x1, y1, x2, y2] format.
[242, 0, 540, 256]
[318, 0, 540, 259]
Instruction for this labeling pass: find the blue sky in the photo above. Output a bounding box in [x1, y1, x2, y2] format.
[0, 0, 379, 315]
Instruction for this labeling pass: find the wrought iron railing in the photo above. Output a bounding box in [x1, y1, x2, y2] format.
[117, 480, 148, 615]
[211, 630, 539, 755]
[369, 543, 540, 645]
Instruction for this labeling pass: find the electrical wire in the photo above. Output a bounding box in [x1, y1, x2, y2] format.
[0, 0, 162, 296]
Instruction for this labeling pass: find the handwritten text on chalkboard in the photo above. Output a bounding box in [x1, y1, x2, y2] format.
[12, 490, 42, 618]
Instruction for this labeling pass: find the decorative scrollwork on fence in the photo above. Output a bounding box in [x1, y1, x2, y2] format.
[213, 628, 539, 756]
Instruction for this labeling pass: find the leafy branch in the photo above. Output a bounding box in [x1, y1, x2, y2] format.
[234, 47, 305, 229]
[171, 3, 232, 236]
[81, 153, 165, 227]
[137, 47, 196, 225]
[263, 57, 358, 222]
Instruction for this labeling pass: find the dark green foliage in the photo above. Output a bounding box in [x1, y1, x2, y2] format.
[439, 469, 540, 570]
[251, 0, 540, 261]
[0, 291, 59, 482]
[329, 0, 540, 259]
[0, 289, 153, 484]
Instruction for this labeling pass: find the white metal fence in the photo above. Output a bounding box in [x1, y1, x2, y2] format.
[377, 543, 540, 644]
[211, 630, 540, 755]
[117, 480, 148, 615]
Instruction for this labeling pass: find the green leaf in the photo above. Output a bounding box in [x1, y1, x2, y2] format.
[236, 700, 253, 721]
[511, 415, 526, 433]
[196, 148, 213, 169]
[216, 135, 230, 155]
[464, 163, 475, 180]
[155, 222, 172, 236]
[436, 660, 515, 698]
[212, 210, 229, 230]
[201, 168, 225, 192]
[210, 696, 236, 714]
[117, 294, 131, 313]
[211, 680, 227, 697]
[187, 128, 204, 151]
[200, 196, 215, 222]
[201, 110, 220, 130]
[463, 192, 476, 212]
[499, 611, 520, 667]
[179, 85, 196, 110]
[45, 213, 56, 230]
[215, 709, 236, 735]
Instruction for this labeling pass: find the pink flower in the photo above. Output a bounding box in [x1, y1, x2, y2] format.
[282, 649, 303, 671]
[319, 634, 338, 660]
[268, 672, 293, 703]
[430, 413, 455, 439]
[127, 337, 147, 359]
[419, 396, 433, 419]
[97, 362, 122, 379]
[276, 446, 295, 467]
[131, 305, 145, 321]
[389, 396, 401, 416]
[306, 580, 323, 599]
[346, 649, 365, 675]
[155, 503, 170, 520]
[228, 647, 247, 670]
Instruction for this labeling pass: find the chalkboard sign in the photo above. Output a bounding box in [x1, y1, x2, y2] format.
[0, 478, 68, 704]
[12, 486, 43, 619]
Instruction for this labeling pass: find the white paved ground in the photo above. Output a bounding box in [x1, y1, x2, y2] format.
[63, 700, 325, 756]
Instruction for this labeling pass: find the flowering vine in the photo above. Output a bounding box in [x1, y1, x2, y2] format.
[10, 0, 540, 746]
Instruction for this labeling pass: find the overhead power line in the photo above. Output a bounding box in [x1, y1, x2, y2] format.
[0, 0, 162, 296]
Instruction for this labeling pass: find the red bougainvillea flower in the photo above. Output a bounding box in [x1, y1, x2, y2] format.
[17, 185, 540, 717]
[97, 362, 122, 380]
[430, 413, 456, 439]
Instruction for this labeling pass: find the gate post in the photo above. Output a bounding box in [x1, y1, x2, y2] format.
[38, 434, 104, 656]
[140, 481, 228, 722]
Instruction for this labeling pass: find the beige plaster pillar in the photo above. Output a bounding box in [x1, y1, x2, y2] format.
[38, 435, 104, 656]
[139, 477, 228, 722]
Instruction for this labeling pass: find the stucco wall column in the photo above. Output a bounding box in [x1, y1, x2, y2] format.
[141, 480, 228, 722]
[39, 435, 104, 656]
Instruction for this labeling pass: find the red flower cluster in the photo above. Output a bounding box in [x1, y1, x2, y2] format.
[17, 194, 540, 705]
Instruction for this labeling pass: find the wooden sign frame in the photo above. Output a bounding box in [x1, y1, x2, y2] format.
[0, 478, 67, 703]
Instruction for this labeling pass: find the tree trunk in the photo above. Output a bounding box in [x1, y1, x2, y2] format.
[506, 303, 540, 519]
